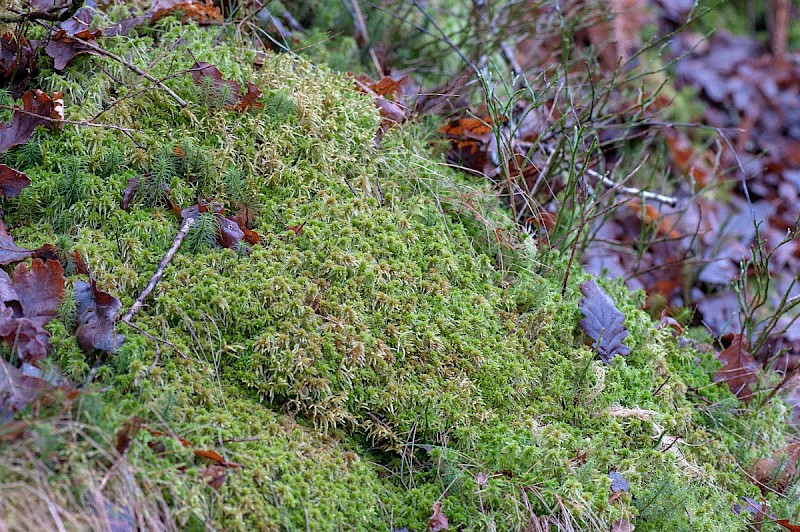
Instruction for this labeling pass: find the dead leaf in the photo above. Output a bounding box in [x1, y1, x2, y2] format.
[427, 501, 449, 531]
[609, 470, 630, 503]
[714, 333, 758, 403]
[578, 280, 631, 362]
[150, 0, 223, 25]
[45, 29, 103, 71]
[74, 279, 124, 354]
[0, 259, 65, 364]
[0, 90, 62, 152]
[776, 519, 800, 531]
[611, 519, 635, 532]
[217, 215, 244, 249]
[752, 442, 800, 494]
[190, 62, 262, 111]
[199, 464, 228, 490]
[0, 358, 46, 418]
[114, 416, 143, 456]
[0, 165, 31, 198]
[0, 222, 35, 264]
[193, 448, 241, 468]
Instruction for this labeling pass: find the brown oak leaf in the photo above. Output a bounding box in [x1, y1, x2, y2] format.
[714, 333, 759, 403]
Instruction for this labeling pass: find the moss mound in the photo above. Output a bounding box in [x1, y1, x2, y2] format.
[0, 17, 792, 531]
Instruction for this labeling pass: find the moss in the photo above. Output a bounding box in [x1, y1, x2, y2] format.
[0, 15, 794, 531]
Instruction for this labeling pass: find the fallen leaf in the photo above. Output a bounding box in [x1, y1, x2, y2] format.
[121, 177, 138, 210]
[578, 280, 631, 362]
[150, 0, 223, 25]
[611, 519, 635, 532]
[232, 214, 259, 244]
[0, 358, 46, 418]
[427, 501, 449, 531]
[0, 33, 36, 96]
[190, 61, 262, 111]
[199, 464, 228, 490]
[752, 442, 800, 494]
[0, 259, 65, 364]
[11, 258, 64, 328]
[45, 29, 103, 71]
[217, 215, 244, 249]
[0, 90, 62, 152]
[286, 223, 303, 237]
[776, 519, 800, 531]
[74, 279, 124, 354]
[0, 222, 35, 265]
[0, 164, 31, 198]
[114, 416, 143, 456]
[609, 470, 630, 493]
[714, 333, 758, 403]
[193, 448, 241, 468]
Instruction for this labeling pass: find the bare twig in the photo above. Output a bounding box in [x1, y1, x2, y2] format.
[345, 0, 383, 74]
[590, 167, 677, 207]
[75, 37, 188, 107]
[0, 0, 84, 23]
[122, 217, 196, 324]
[0, 104, 139, 133]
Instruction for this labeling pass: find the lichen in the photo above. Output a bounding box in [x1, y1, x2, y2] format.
[0, 15, 793, 531]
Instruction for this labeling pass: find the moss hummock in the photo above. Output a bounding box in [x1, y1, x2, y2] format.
[0, 16, 793, 531]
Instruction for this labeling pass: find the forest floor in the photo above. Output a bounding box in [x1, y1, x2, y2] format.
[0, 0, 799, 530]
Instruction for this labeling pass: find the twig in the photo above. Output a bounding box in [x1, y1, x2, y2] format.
[345, 0, 383, 74]
[589, 167, 677, 207]
[122, 217, 195, 323]
[75, 37, 188, 107]
[0, 104, 138, 133]
[0, 0, 84, 23]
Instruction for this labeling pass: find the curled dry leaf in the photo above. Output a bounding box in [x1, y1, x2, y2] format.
[714, 333, 758, 403]
[427, 501, 449, 531]
[75, 279, 125, 354]
[578, 279, 631, 363]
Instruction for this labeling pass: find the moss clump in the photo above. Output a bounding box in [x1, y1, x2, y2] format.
[0, 15, 795, 532]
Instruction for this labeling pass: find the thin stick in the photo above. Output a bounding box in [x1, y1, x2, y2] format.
[0, 0, 84, 23]
[0, 105, 138, 133]
[587, 167, 677, 207]
[122, 217, 195, 324]
[76, 37, 188, 107]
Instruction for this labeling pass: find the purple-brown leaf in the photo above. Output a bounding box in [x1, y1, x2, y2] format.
[0, 358, 46, 418]
[0, 165, 31, 198]
[714, 333, 759, 403]
[0, 223, 35, 265]
[578, 279, 630, 363]
[75, 279, 124, 353]
[0, 90, 61, 153]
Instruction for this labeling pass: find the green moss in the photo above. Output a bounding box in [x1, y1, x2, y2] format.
[0, 16, 794, 531]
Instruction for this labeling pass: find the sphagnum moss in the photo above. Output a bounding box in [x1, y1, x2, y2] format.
[0, 15, 792, 532]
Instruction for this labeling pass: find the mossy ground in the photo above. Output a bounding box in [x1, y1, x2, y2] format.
[0, 14, 796, 531]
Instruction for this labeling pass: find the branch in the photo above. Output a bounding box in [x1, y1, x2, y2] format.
[0, 0, 84, 24]
[122, 217, 195, 324]
[0, 104, 138, 133]
[75, 36, 189, 108]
